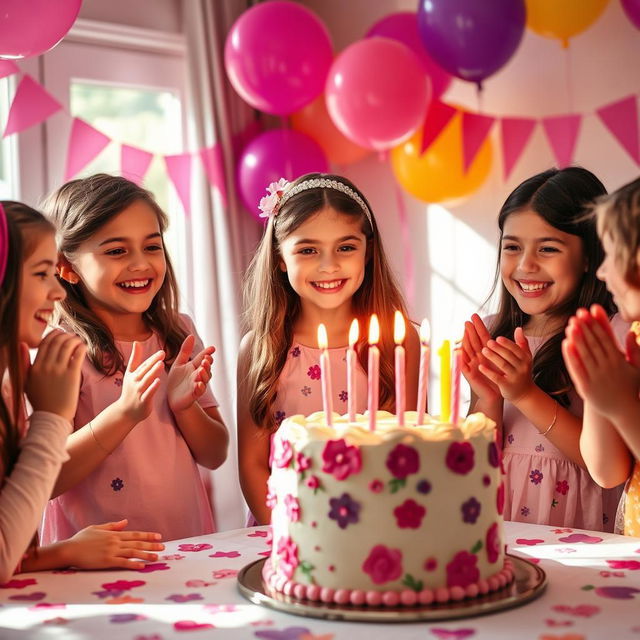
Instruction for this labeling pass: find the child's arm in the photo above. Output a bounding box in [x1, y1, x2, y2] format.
[167, 335, 229, 469]
[404, 323, 421, 410]
[237, 334, 272, 525]
[481, 327, 586, 468]
[51, 342, 165, 497]
[21, 519, 165, 572]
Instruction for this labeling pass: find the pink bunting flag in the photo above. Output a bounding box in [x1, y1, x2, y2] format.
[64, 118, 111, 180]
[3, 74, 62, 137]
[542, 114, 582, 168]
[121, 144, 154, 185]
[420, 100, 457, 154]
[596, 95, 640, 165]
[200, 144, 227, 207]
[500, 117, 537, 180]
[164, 153, 192, 216]
[461, 111, 495, 172]
[0, 60, 19, 80]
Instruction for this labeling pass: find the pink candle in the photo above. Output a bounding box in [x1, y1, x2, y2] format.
[367, 314, 380, 432]
[394, 311, 406, 426]
[317, 324, 333, 427]
[451, 342, 463, 426]
[416, 319, 430, 425]
[347, 318, 359, 423]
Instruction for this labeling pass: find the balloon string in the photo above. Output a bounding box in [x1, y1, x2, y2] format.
[564, 46, 574, 114]
[393, 182, 415, 307]
[476, 84, 484, 113]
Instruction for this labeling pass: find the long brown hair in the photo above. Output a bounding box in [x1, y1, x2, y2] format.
[243, 172, 409, 430]
[486, 167, 615, 407]
[41, 174, 187, 375]
[0, 202, 56, 476]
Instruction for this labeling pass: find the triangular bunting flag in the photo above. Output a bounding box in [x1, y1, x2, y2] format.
[542, 114, 582, 168]
[64, 118, 111, 180]
[596, 95, 640, 165]
[3, 74, 62, 137]
[500, 117, 537, 180]
[461, 111, 495, 172]
[165, 153, 192, 216]
[200, 144, 227, 207]
[0, 60, 19, 80]
[420, 100, 457, 154]
[121, 144, 154, 185]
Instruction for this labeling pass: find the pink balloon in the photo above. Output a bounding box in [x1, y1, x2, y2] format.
[237, 129, 329, 220]
[326, 38, 431, 151]
[0, 0, 82, 60]
[225, 1, 332, 116]
[366, 12, 452, 99]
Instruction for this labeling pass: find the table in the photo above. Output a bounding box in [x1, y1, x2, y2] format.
[1, 522, 639, 639]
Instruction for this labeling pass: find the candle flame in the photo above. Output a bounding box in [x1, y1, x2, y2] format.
[317, 323, 328, 350]
[368, 314, 380, 345]
[394, 311, 405, 344]
[349, 318, 359, 347]
[420, 318, 431, 345]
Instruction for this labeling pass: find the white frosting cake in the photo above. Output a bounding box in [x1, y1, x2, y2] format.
[263, 410, 512, 606]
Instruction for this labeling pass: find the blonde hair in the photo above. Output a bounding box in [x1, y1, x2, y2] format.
[595, 176, 640, 287]
[242, 173, 409, 430]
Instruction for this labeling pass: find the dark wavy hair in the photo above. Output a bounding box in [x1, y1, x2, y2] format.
[487, 167, 615, 407]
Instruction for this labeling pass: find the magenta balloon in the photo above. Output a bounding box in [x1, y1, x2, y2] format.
[0, 0, 82, 60]
[225, 1, 333, 116]
[237, 129, 329, 220]
[366, 12, 452, 99]
[325, 38, 430, 152]
[622, 0, 640, 29]
[417, 0, 525, 86]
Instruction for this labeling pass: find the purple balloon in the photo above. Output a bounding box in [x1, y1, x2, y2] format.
[417, 0, 525, 87]
[622, 0, 640, 29]
[366, 12, 452, 99]
[237, 129, 329, 220]
[225, 1, 333, 116]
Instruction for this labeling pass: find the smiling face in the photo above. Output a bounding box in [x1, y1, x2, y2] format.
[62, 200, 167, 333]
[19, 231, 66, 348]
[500, 208, 586, 329]
[278, 206, 367, 320]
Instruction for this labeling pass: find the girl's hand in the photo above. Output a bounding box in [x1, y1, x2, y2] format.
[63, 519, 165, 570]
[25, 330, 87, 422]
[167, 335, 214, 413]
[461, 316, 501, 403]
[479, 327, 535, 403]
[115, 342, 165, 424]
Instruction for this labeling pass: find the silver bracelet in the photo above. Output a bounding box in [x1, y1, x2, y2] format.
[541, 403, 558, 436]
[88, 421, 109, 454]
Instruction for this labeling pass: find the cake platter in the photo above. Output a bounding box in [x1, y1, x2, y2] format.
[237, 554, 546, 622]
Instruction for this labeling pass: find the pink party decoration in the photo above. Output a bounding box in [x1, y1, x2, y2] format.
[164, 153, 193, 216]
[0, 60, 19, 79]
[365, 12, 452, 99]
[500, 117, 537, 179]
[0, 0, 82, 60]
[224, 1, 332, 115]
[542, 114, 582, 168]
[200, 144, 227, 206]
[622, 0, 640, 29]
[326, 38, 431, 151]
[420, 100, 457, 154]
[596, 95, 640, 165]
[461, 111, 495, 172]
[3, 75, 62, 137]
[64, 118, 110, 180]
[0, 203, 7, 285]
[120, 144, 153, 185]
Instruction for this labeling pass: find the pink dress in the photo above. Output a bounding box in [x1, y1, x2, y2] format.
[502, 317, 627, 532]
[40, 315, 218, 543]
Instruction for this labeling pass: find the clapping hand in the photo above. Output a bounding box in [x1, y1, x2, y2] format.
[461, 314, 501, 403]
[167, 335, 214, 413]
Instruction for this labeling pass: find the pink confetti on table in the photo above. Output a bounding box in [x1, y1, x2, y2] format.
[515, 538, 545, 546]
[209, 551, 241, 558]
[558, 533, 603, 544]
[174, 620, 215, 631]
[178, 543, 213, 552]
[102, 580, 145, 591]
[248, 530, 268, 538]
[0, 578, 37, 589]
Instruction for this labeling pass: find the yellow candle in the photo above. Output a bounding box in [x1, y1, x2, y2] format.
[439, 339, 451, 423]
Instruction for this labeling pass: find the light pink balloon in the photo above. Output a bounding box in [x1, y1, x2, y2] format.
[326, 38, 431, 151]
[0, 0, 83, 60]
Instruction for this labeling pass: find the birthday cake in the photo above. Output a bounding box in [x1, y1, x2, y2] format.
[263, 410, 513, 607]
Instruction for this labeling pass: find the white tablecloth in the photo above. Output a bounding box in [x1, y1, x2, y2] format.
[1, 522, 639, 639]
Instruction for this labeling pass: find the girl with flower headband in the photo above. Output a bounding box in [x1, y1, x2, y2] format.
[0, 202, 164, 580]
[238, 172, 420, 524]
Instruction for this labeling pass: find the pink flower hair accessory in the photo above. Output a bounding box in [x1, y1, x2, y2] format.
[258, 178, 291, 218]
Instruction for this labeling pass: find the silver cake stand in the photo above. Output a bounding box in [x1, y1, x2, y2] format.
[237, 555, 546, 623]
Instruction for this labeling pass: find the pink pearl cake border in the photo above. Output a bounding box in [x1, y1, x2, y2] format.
[262, 557, 515, 607]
